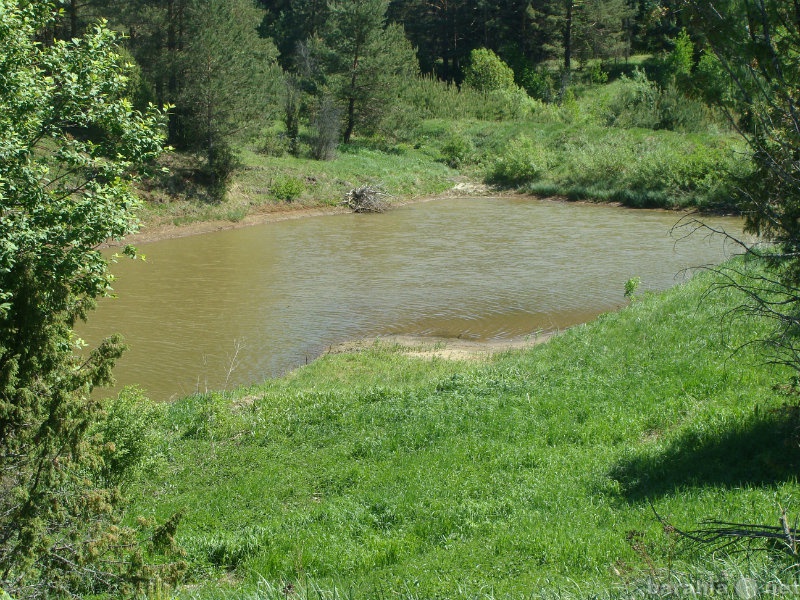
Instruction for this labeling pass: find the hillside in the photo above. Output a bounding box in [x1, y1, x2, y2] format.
[122, 261, 800, 598]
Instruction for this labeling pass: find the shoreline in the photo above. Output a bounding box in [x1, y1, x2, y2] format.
[324, 331, 559, 362]
[110, 181, 716, 249]
[109, 182, 503, 247]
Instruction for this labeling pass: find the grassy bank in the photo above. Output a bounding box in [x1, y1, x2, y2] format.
[124, 260, 799, 598]
[137, 74, 749, 230]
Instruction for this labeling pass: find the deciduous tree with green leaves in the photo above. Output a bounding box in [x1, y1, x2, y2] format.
[0, 1, 170, 596]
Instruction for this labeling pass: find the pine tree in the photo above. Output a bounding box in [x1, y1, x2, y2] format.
[320, 0, 418, 143]
[178, 0, 280, 197]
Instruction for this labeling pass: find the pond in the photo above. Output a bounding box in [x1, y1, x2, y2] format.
[79, 197, 741, 400]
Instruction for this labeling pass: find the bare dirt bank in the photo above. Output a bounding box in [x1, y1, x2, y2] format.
[106, 205, 349, 247]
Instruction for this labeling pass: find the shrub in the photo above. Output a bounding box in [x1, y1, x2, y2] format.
[667, 28, 694, 81]
[521, 66, 557, 102]
[203, 142, 239, 202]
[440, 132, 475, 168]
[658, 82, 713, 132]
[587, 62, 609, 85]
[487, 135, 548, 185]
[93, 387, 161, 486]
[463, 48, 516, 93]
[259, 127, 289, 157]
[693, 49, 733, 106]
[270, 176, 305, 202]
[606, 69, 662, 129]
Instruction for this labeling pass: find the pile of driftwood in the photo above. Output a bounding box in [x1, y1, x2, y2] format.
[341, 185, 390, 213]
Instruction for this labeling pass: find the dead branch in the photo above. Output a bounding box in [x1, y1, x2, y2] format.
[651, 502, 799, 558]
[341, 185, 391, 213]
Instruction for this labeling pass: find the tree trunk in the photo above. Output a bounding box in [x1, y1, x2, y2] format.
[343, 96, 356, 144]
[564, 0, 573, 75]
[343, 48, 360, 144]
[70, 0, 79, 38]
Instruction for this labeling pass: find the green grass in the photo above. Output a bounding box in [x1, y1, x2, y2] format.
[125, 261, 800, 598]
[136, 73, 747, 230]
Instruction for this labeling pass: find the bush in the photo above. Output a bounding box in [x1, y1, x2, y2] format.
[487, 135, 548, 185]
[606, 69, 711, 132]
[204, 142, 239, 202]
[667, 28, 694, 81]
[606, 69, 662, 129]
[270, 175, 305, 202]
[440, 132, 475, 168]
[521, 66, 557, 102]
[259, 128, 289, 157]
[93, 387, 161, 486]
[693, 49, 732, 106]
[588, 62, 609, 85]
[463, 48, 516, 93]
[658, 82, 713, 132]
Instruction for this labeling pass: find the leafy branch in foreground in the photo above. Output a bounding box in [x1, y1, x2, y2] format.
[0, 2, 175, 596]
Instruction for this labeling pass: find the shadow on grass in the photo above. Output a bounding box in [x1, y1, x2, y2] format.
[611, 406, 800, 501]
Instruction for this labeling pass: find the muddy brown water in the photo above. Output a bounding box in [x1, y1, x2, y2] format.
[78, 197, 742, 400]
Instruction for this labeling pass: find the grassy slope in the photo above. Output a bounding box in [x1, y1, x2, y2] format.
[129, 263, 800, 598]
[136, 77, 747, 230]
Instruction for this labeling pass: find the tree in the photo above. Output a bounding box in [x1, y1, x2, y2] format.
[259, 0, 329, 69]
[177, 0, 280, 197]
[319, 0, 418, 144]
[572, 0, 635, 65]
[686, 1, 800, 376]
[532, 0, 633, 82]
[0, 2, 168, 596]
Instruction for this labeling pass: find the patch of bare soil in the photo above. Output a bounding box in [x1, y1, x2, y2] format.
[327, 332, 557, 362]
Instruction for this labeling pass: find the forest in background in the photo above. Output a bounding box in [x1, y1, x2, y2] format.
[41, 0, 723, 204]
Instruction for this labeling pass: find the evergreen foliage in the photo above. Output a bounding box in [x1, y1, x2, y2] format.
[177, 0, 280, 198]
[0, 1, 172, 596]
[688, 0, 800, 376]
[318, 0, 418, 144]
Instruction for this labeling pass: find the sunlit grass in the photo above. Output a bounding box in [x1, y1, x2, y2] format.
[128, 262, 800, 598]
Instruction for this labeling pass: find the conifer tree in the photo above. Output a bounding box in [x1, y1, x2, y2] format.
[320, 0, 418, 143]
[178, 0, 280, 197]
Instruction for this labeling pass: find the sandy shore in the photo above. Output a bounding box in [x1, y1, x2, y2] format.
[325, 331, 557, 362]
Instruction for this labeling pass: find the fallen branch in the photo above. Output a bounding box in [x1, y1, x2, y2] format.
[651, 502, 799, 557]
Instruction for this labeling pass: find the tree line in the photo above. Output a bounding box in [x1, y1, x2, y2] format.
[46, 0, 697, 198]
